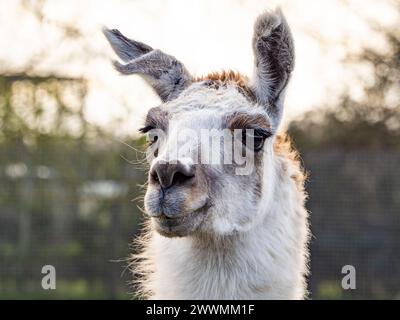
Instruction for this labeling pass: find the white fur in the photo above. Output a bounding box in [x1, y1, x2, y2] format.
[135, 134, 309, 299]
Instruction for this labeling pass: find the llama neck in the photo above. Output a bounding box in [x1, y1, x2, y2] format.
[138, 154, 309, 300]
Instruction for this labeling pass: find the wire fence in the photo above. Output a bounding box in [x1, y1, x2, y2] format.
[0, 148, 399, 299]
[305, 151, 400, 299]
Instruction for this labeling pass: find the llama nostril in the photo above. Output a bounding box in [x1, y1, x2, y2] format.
[150, 161, 195, 189]
[151, 170, 159, 183]
[171, 171, 195, 187]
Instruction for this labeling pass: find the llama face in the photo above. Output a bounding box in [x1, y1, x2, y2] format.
[103, 9, 295, 237]
[141, 82, 274, 236]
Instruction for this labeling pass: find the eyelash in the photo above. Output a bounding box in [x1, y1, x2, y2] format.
[138, 125, 154, 134]
[241, 128, 272, 152]
[253, 128, 272, 139]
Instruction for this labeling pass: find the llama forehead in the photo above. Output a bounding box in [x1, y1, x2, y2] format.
[154, 83, 271, 130]
[168, 83, 251, 113]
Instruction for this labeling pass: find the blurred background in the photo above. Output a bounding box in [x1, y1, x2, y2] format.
[0, 0, 399, 299]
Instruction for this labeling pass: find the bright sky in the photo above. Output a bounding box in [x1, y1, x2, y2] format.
[0, 0, 397, 136]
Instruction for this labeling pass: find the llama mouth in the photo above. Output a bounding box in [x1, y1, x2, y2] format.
[153, 206, 208, 237]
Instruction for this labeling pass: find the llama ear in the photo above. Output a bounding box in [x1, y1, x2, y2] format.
[103, 28, 192, 102]
[251, 9, 295, 130]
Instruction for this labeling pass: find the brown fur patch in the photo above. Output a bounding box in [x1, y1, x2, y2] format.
[274, 134, 307, 192]
[227, 112, 271, 131]
[195, 70, 255, 101]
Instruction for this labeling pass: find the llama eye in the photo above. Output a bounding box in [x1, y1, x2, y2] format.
[139, 126, 158, 145]
[242, 128, 271, 152]
[149, 134, 158, 146]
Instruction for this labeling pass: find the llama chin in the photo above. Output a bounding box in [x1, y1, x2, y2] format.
[104, 8, 310, 300]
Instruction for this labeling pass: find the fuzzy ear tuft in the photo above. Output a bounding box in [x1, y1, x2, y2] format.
[251, 9, 295, 130]
[102, 28, 153, 62]
[103, 28, 192, 102]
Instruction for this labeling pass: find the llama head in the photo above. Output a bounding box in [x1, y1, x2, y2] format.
[104, 9, 294, 237]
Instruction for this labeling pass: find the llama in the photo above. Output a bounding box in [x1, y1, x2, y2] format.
[104, 9, 310, 300]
